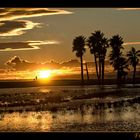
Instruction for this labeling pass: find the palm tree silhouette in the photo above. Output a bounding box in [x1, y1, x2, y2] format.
[72, 36, 86, 85]
[87, 31, 109, 85]
[109, 35, 124, 84]
[100, 37, 109, 85]
[117, 56, 129, 84]
[87, 33, 99, 82]
[127, 47, 140, 84]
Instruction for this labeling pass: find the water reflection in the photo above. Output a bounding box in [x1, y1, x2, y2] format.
[0, 104, 140, 131]
[0, 111, 53, 131]
[0, 113, 5, 121]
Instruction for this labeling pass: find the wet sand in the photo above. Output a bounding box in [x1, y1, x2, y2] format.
[0, 78, 140, 88]
[0, 84, 139, 112]
[0, 85, 139, 131]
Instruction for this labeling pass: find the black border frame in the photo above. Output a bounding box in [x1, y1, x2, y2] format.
[0, 0, 140, 139]
[1, 0, 140, 7]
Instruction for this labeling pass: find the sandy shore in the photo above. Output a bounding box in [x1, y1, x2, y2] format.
[0, 84, 139, 113]
[0, 78, 140, 88]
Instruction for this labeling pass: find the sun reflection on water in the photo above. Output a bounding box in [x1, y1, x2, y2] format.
[0, 111, 53, 131]
[0, 104, 140, 131]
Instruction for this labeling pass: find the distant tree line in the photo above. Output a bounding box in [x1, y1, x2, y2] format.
[72, 30, 140, 85]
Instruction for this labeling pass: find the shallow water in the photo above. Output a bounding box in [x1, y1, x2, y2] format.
[0, 104, 140, 132]
[0, 84, 140, 97]
[0, 85, 140, 131]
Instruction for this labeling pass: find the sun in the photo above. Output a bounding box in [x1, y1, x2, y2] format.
[38, 70, 51, 79]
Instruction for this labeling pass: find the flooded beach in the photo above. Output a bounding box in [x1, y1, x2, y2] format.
[0, 85, 140, 131]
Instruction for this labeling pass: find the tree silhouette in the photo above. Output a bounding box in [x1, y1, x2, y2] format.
[127, 47, 140, 84]
[87, 31, 109, 85]
[100, 37, 109, 85]
[109, 35, 124, 84]
[117, 56, 129, 84]
[87, 32, 99, 82]
[72, 36, 86, 85]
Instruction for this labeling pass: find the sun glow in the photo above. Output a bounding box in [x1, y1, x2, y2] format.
[38, 70, 52, 79]
[34, 68, 74, 81]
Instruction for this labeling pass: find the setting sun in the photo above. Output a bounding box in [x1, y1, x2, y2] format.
[38, 70, 52, 79]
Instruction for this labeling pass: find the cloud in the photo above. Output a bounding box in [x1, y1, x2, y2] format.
[0, 20, 40, 36]
[116, 8, 140, 11]
[61, 59, 80, 67]
[0, 8, 73, 21]
[0, 40, 59, 51]
[6, 56, 36, 70]
[5, 56, 61, 71]
[5, 57, 80, 71]
[0, 8, 72, 37]
[5, 56, 115, 73]
[123, 42, 140, 46]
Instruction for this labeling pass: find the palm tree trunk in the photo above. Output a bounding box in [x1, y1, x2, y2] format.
[85, 63, 89, 80]
[80, 56, 84, 85]
[117, 70, 120, 85]
[99, 56, 101, 85]
[133, 65, 136, 84]
[102, 58, 105, 85]
[94, 54, 99, 81]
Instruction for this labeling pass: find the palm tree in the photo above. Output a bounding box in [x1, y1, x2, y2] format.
[87, 33, 99, 82]
[100, 37, 109, 85]
[87, 31, 109, 85]
[72, 36, 86, 85]
[109, 35, 124, 84]
[127, 47, 140, 84]
[117, 56, 129, 84]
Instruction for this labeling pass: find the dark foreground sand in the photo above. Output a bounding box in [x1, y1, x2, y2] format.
[0, 78, 140, 88]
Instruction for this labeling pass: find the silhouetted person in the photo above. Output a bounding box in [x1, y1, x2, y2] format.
[35, 76, 38, 81]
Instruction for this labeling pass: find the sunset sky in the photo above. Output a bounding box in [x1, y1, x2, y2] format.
[0, 8, 140, 79]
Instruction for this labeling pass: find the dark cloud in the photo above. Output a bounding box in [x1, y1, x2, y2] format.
[0, 8, 72, 37]
[0, 8, 72, 21]
[5, 56, 116, 73]
[0, 42, 35, 50]
[0, 69, 7, 73]
[61, 59, 80, 67]
[6, 56, 39, 70]
[0, 20, 40, 36]
[0, 40, 59, 51]
[44, 60, 61, 69]
[5, 57, 85, 71]
[5, 57, 80, 71]
[6, 56, 61, 71]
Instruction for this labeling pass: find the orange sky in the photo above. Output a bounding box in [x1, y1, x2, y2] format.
[0, 8, 140, 79]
